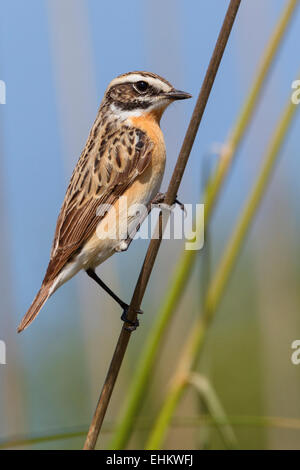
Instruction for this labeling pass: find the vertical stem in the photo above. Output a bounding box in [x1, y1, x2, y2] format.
[109, 0, 298, 450]
[84, 0, 242, 450]
[145, 91, 299, 450]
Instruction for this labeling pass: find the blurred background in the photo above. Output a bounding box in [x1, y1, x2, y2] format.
[0, 0, 300, 450]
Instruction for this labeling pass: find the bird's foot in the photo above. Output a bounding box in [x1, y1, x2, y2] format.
[151, 192, 186, 216]
[121, 305, 143, 332]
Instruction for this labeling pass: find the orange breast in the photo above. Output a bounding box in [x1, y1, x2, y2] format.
[130, 111, 166, 172]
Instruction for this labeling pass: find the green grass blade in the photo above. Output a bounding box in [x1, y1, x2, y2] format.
[189, 373, 238, 449]
[109, 0, 298, 450]
[145, 84, 299, 450]
[3, 413, 300, 449]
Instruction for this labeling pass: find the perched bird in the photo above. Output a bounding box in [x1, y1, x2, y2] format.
[17, 71, 191, 333]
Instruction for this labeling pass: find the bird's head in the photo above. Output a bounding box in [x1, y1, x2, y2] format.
[103, 71, 191, 122]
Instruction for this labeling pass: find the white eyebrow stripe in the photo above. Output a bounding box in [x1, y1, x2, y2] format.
[108, 74, 172, 93]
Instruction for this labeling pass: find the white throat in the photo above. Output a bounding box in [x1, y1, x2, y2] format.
[110, 100, 168, 123]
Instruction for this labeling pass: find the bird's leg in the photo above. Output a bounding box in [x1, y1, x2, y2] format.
[86, 268, 127, 309]
[86, 269, 142, 331]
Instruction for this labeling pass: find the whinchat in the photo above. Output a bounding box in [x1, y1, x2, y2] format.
[18, 71, 191, 333]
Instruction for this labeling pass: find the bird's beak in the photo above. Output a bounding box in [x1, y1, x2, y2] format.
[164, 89, 192, 100]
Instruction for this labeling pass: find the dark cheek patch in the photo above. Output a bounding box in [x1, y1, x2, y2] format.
[108, 82, 157, 111]
[115, 100, 152, 111]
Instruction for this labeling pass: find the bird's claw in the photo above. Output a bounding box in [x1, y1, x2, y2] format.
[121, 305, 143, 331]
[174, 198, 187, 217]
[151, 193, 186, 217]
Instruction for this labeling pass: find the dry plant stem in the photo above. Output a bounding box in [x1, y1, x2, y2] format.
[205, 0, 298, 216]
[110, 0, 297, 451]
[145, 88, 299, 450]
[83, 0, 242, 450]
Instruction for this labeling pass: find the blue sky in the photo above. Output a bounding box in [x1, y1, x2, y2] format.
[0, 0, 299, 347]
[0, 0, 299, 438]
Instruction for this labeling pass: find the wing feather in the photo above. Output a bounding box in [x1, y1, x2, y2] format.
[43, 125, 153, 283]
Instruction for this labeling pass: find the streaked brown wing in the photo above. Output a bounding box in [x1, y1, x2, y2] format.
[43, 127, 153, 283]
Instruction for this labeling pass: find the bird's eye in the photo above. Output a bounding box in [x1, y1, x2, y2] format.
[134, 81, 149, 93]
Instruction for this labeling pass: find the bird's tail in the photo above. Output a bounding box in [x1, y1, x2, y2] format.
[17, 283, 52, 333]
